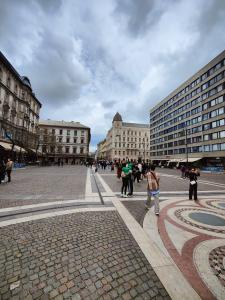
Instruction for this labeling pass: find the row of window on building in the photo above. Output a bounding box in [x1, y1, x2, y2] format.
[151, 117, 225, 141]
[42, 145, 85, 154]
[151, 142, 225, 156]
[151, 57, 225, 119]
[151, 104, 225, 139]
[115, 143, 149, 148]
[151, 129, 225, 148]
[43, 128, 86, 136]
[151, 85, 224, 130]
[114, 150, 149, 156]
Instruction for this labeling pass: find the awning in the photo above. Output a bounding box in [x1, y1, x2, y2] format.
[180, 157, 202, 163]
[13, 145, 26, 153]
[0, 141, 13, 150]
[29, 148, 42, 155]
[168, 159, 183, 163]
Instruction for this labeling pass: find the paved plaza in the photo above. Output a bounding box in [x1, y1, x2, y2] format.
[0, 166, 225, 299]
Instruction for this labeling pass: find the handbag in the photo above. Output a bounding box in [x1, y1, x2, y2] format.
[190, 180, 196, 185]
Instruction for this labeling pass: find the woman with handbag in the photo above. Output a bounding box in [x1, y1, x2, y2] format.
[146, 165, 160, 215]
[189, 168, 199, 201]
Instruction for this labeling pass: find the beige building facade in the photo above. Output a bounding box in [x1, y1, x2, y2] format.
[102, 113, 149, 161]
[97, 138, 107, 160]
[38, 120, 91, 164]
[0, 51, 42, 159]
[150, 50, 225, 170]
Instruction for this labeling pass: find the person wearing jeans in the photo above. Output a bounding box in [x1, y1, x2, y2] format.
[146, 165, 160, 215]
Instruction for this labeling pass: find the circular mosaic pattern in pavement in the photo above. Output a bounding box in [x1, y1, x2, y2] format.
[206, 200, 225, 211]
[209, 246, 225, 287]
[175, 208, 225, 234]
[189, 212, 225, 226]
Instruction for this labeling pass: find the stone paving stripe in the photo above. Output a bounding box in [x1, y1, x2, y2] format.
[85, 168, 93, 197]
[0, 207, 116, 228]
[112, 197, 201, 300]
[96, 173, 115, 196]
[0, 199, 101, 213]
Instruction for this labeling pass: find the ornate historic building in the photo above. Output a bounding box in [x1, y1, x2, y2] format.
[38, 120, 91, 164]
[100, 112, 149, 161]
[0, 51, 42, 159]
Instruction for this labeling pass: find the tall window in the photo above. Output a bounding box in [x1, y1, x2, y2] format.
[67, 130, 70, 135]
[65, 147, 70, 153]
[14, 84, 18, 95]
[74, 130, 77, 136]
[7, 76, 11, 88]
[80, 147, 84, 154]
[59, 129, 63, 135]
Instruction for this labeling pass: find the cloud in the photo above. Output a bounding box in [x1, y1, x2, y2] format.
[0, 0, 225, 150]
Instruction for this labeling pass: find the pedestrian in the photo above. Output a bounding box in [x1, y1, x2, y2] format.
[121, 163, 130, 197]
[146, 165, 160, 215]
[0, 160, 6, 184]
[189, 167, 199, 201]
[180, 165, 185, 178]
[5, 158, 13, 183]
[117, 163, 122, 179]
[127, 162, 134, 197]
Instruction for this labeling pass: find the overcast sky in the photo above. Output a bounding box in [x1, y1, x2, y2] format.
[1, 0, 225, 151]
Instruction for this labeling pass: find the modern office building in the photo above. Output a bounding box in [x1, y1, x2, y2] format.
[0, 51, 42, 160]
[38, 120, 91, 164]
[104, 112, 150, 161]
[150, 50, 225, 170]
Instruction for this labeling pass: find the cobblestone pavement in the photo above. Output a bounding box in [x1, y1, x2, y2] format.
[0, 166, 87, 208]
[121, 201, 148, 227]
[0, 211, 170, 300]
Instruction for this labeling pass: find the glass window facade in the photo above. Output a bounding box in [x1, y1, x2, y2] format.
[150, 51, 225, 159]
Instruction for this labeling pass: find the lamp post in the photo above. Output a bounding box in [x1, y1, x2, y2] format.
[184, 127, 189, 165]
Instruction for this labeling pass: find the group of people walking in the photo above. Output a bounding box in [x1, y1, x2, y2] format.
[0, 158, 13, 184]
[114, 160, 200, 216]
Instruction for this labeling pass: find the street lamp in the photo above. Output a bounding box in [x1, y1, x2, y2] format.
[183, 127, 189, 164]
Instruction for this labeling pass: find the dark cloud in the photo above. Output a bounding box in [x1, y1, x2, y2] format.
[114, 0, 174, 36]
[0, 0, 225, 150]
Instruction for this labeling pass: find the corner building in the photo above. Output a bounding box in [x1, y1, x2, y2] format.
[0, 51, 42, 159]
[105, 113, 149, 161]
[38, 120, 91, 164]
[150, 50, 225, 169]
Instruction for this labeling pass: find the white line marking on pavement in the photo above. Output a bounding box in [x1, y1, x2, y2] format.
[97, 174, 200, 300]
[160, 173, 225, 188]
[85, 168, 97, 200]
[0, 207, 116, 227]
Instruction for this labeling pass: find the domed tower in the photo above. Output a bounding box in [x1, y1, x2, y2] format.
[112, 112, 122, 129]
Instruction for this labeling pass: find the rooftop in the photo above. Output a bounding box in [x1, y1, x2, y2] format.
[39, 119, 90, 129]
[122, 122, 149, 128]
